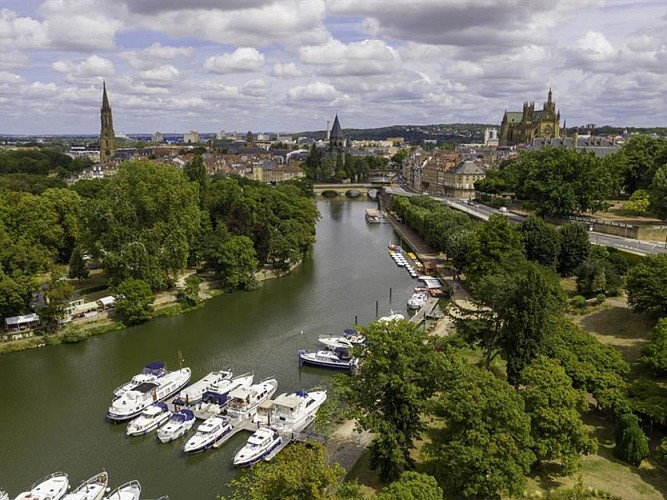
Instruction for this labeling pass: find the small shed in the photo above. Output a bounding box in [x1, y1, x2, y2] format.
[5, 313, 40, 332]
[72, 301, 99, 318]
[96, 296, 116, 310]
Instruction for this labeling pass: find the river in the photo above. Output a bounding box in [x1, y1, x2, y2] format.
[0, 199, 417, 499]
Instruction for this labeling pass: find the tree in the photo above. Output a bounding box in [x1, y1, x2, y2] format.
[520, 216, 560, 267]
[184, 154, 208, 208]
[39, 273, 74, 333]
[612, 135, 667, 194]
[520, 356, 597, 473]
[377, 472, 443, 500]
[114, 278, 155, 325]
[214, 235, 258, 291]
[428, 365, 535, 498]
[624, 189, 650, 215]
[640, 318, 667, 375]
[557, 224, 591, 276]
[627, 378, 667, 427]
[68, 247, 89, 280]
[626, 254, 667, 314]
[613, 413, 649, 466]
[224, 442, 354, 500]
[176, 274, 201, 307]
[337, 319, 447, 481]
[649, 164, 667, 220]
[0, 270, 35, 319]
[465, 214, 525, 279]
[575, 246, 623, 297]
[456, 261, 565, 384]
[542, 318, 629, 412]
[84, 160, 201, 289]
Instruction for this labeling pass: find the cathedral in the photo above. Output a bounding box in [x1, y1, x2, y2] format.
[499, 88, 560, 147]
[100, 82, 117, 163]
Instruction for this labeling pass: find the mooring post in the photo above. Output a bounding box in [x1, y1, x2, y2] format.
[375, 300, 379, 318]
[389, 287, 392, 302]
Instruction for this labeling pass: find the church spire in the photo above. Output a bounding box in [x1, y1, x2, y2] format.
[100, 81, 116, 163]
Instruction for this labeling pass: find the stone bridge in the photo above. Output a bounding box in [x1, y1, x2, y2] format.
[313, 183, 381, 199]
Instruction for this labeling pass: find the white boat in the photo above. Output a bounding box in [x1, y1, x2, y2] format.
[1, 490, 8, 500]
[106, 367, 191, 421]
[183, 415, 233, 454]
[113, 362, 167, 397]
[172, 369, 232, 406]
[226, 378, 278, 420]
[157, 409, 196, 443]
[63, 472, 108, 500]
[318, 329, 366, 350]
[233, 426, 282, 467]
[191, 372, 254, 420]
[378, 311, 405, 323]
[254, 390, 327, 433]
[126, 402, 171, 436]
[408, 292, 428, 310]
[298, 349, 358, 373]
[15, 472, 69, 500]
[103, 481, 141, 500]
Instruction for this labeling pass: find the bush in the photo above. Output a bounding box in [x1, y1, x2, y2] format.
[613, 413, 649, 466]
[596, 293, 606, 305]
[570, 295, 587, 309]
[655, 437, 667, 466]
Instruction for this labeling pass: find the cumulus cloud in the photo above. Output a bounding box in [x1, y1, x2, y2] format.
[0, 9, 49, 50]
[271, 62, 304, 77]
[52, 55, 114, 82]
[204, 48, 264, 74]
[241, 79, 269, 98]
[287, 81, 342, 101]
[136, 65, 181, 83]
[300, 39, 401, 76]
[0, 71, 22, 84]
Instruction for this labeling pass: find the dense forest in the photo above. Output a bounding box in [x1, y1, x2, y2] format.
[0, 154, 318, 326]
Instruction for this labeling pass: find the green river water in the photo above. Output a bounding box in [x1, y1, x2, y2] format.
[0, 199, 417, 499]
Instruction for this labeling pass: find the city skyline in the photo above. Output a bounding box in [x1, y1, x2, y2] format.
[1, 0, 666, 135]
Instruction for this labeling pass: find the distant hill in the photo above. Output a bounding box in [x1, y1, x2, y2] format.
[294, 123, 497, 145]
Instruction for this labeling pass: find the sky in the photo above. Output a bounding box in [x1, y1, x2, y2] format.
[1, 0, 666, 135]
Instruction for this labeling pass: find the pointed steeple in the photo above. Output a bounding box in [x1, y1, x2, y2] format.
[100, 81, 116, 163]
[102, 81, 111, 110]
[330, 114, 343, 139]
[548, 86, 552, 104]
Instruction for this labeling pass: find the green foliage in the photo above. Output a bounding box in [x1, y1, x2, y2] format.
[457, 261, 565, 385]
[627, 378, 667, 425]
[640, 318, 667, 375]
[224, 442, 349, 500]
[558, 224, 591, 276]
[596, 293, 606, 304]
[611, 135, 667, 194]
[83, 160, 202, 290]
[500, 148, 614, 216]
[624, 189, 650, 215]
[39, 273, 74, 333]
[113, 278, 155, 325]
[626, 254, 667, 314]
[0, 173, 66, 194]
[520, 356, 597, 473]
[184, 154, 208, 208]
[428, 365, 535, 498]
[0, 148, 84, 178]
[214, 235, 258, 291]
[543, 318, 629, 412]
[337, 319, 448, 481]
[68, 247, 89, 280]
[649, 164, 667, 220]
[520, 215, 561, 267]
[377, 471, 443, 500]
[0, 270, 36, 318]
[176, 275, 201, 306]
[655, 437, 667, 466]
[570, 295, 587, 310]
[613, 413, 649, 466]
[575, 246, 624, 297]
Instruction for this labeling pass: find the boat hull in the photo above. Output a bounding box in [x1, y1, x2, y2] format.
[233, 436, 282, 467]
[183, 424, 233, 454]
[298, 351, 357, 372]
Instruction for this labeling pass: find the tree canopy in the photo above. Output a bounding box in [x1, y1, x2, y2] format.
[626, 254, 667, 314]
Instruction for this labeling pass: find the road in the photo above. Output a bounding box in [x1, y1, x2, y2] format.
[387, 185, 666, 256]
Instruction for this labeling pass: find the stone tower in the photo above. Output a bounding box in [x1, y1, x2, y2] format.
[329, 114, 345, 151]
[100, 82, 116, 163]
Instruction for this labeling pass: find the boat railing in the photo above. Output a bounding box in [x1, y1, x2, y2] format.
[30, 471, 67, 490]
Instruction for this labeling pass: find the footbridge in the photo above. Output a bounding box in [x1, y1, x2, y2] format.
[313, 183, 381, 199]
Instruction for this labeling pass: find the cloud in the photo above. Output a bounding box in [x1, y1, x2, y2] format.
[0, 9, 49, 50]
[204, 48, 265, 74]
[121, 42, 194, 70]
[241, 79, 269, 97]
[0, 71, 22, 84]
[136, 64, 181, 83]
[52, 55, 114, 82]
[300, 39, 401, 76]
[271, 62, 304, 77]
[287, 81, 342, 101]
[0, 50, 30, 70]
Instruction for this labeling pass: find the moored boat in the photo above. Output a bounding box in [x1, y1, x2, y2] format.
[63, 472, 108, 500]
[225, 378, 278, 420]
[113, 362, 167, 397]
[298, 349, 358, 373]
[157, 409, 196, 443]
[407, 292, 428, 310]
[183, 415, 233, 454]
[103, 480, 141, 500]
[254, 389, 327, 433]
[106, 367, 191, 421]
[378, 311, 405, 323]
[233, 427, 282, 467]
[172, 369, 232, 406]
[1, 490, 8, 500]
[191, 372, 254, 420]
[318, 329, 365, 351]
[14, 472, 69, 500]
[126, 402, 171, 436]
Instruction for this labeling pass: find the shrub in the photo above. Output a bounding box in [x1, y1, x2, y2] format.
[596, 293, 606, 305]
[570, 295, 587, 309]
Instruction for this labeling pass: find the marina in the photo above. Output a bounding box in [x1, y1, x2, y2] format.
[0, 200, 422, 499]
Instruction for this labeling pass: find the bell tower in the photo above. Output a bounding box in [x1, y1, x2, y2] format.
[100, 82, 116, 163]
